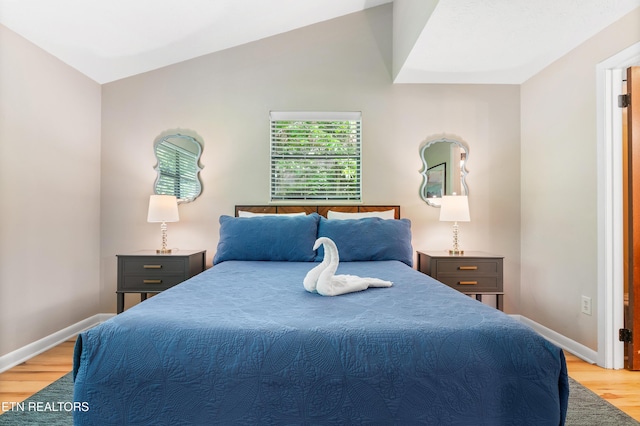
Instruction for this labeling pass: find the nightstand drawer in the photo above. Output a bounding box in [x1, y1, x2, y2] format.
[120, 275, 185, 291]
[435, 259, 500, 275]
[417, 250, 505, 311]
[116, 250, 206, 314]
[122, 258, 186, 275]
[436, 275, 501, 292]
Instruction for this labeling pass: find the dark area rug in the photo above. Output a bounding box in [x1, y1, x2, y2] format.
[0, 374, 637, 425]
[565, 376, 639, 425]
[0, 373, 73, 426]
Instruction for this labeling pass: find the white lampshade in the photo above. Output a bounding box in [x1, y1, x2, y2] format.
[439, 195, 470, 222]
[147, 195, 179, 223]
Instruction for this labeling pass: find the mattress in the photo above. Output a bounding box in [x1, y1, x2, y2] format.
[73, 260, 568, 425]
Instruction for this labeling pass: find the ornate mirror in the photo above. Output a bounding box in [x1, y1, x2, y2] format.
[153, 132, 203, 203]
[419, 137, 468, 207]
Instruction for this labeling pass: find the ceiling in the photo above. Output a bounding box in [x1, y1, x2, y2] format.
[0, 0, 638, 84]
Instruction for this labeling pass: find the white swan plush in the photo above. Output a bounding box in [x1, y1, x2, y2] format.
[304, 237, 393, 296]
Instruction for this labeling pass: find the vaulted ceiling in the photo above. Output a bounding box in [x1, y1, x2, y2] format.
[1, 0, 638, 84]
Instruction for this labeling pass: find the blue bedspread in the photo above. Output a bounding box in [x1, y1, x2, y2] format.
[73, 261, 568, 425]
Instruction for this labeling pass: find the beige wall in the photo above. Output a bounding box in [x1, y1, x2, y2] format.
[100, 5, 522, 312]
[520, 7, 640, 350]
[0, 26, 101, 356]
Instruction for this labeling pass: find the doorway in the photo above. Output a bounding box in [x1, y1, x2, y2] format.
[597, 42, 640, 369]
[623, 66, 640, 370]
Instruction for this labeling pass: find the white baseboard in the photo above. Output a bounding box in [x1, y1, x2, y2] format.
[511, 315, 599, 365]
[0, 313, 115, 373]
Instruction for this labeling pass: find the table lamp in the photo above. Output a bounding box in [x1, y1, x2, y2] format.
[439, 194, 470, 255]
[147, 195, 179, 254]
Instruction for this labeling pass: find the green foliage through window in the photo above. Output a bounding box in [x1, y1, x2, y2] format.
[270, 112, 362, 201]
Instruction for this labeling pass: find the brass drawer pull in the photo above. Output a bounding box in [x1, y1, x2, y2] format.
[143, 279, 163, 284]
[459, 266, 478, 270]
[143, 265, 162, 269]
[459, 281, 478, 285]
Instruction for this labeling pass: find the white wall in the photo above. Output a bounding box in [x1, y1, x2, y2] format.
[392, 0, 438, 80]
[100, 5, 521, 313]
[0, 26, 101, 356]
[520, 7, 640, 350]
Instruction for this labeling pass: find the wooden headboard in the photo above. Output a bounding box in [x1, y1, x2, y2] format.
[235, 205, 401, 219]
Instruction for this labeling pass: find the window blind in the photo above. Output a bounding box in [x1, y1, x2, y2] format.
[155, 140, 200, 200]
[270, 111, 362, 201]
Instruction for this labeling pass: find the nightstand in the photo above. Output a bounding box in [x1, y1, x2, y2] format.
[116, 249, 206, 313]
[417, 250, 504, 311]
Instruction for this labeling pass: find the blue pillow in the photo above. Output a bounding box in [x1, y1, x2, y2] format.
[316, 217, 413, 266]
[213, 213, 320, 264]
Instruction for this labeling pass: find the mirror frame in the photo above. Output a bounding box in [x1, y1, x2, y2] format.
[419, 137, 469, 207]
[153, 132, 204, 203]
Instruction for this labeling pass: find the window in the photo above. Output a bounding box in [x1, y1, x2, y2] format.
[270, 111, 362, 201]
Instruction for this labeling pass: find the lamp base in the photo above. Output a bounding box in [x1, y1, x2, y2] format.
[156, 222, 172, 254]
[448, 222, 464, 256]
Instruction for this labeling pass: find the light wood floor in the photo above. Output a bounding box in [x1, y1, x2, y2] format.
[0, 338, 76, 413]
[1, 340, 639, 420]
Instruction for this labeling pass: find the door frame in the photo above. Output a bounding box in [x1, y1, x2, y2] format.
[597, 42, 640, 369]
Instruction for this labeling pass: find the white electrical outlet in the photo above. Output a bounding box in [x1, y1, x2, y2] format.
[581, 296, 592, 315]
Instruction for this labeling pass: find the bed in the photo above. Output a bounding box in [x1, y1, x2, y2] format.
[73, 205, 568, 425]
